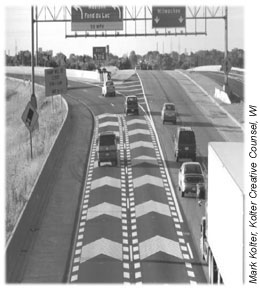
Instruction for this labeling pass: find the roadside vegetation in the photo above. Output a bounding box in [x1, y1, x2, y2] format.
[5, 77, 67, 243]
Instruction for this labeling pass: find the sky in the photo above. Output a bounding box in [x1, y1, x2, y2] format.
[4, 1, 245, 58]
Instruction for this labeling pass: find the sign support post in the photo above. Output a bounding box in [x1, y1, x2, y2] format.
[31, 6, 38, 108]
[30, 130, 33, 159]
[224, 6, 229, 93]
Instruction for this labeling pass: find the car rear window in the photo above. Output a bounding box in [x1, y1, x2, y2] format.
[127, 97, 137, 103]
[99, 134, 116, 146]
[165, 104, 175, 110]
[185, 175, 204, 183]
[179, 131, 195, 144]
[184, 164, 202, 174]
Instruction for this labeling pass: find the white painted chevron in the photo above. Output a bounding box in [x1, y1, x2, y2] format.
[130, 141, 154, 150]
[87, 202, 121, 220]
[127, 119, 147, 126]
[97, 113, 118, 119]
[133, 175, 164, 188]
[80, 238, 122, 262]
[91, 176, 121, 190]
[135, 200, 171, 218]
[99, 121, 119, 128]
[132, 155, 158, 166]
[128, 129, 150, 136]
[139, 235, 183, 260]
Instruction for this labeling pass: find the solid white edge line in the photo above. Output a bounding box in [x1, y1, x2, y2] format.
[187, 242, 194, 259]
[136, 72, 183, 223]
[176, 70, 244, 131]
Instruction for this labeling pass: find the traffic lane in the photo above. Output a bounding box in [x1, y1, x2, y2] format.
[8, 85, 95, 282]
[199, 71, 244, 101]
[138, 70, 228, 280]
[69, 113, 124, 283]
[141, 70, 225, 169]
[68, 80, 126, 116]
[126, 116, 202, 283]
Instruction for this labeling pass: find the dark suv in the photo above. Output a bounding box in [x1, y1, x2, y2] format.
[97, 132, 118, 166]
[125, 95, 139, 115]
[174, 127, 196, 162]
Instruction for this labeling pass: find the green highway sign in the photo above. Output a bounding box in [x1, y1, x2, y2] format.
[71, 6, 123, 31]
[152, 6, 186, 28]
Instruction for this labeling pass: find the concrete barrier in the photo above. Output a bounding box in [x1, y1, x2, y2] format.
[214, 87, 231, 104]
[6, 66, 100, 81]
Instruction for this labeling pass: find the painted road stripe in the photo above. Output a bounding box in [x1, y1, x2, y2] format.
[91, 176, 121, 190]
[80, 238, 122, 262]
[139, 235, 183, 260]
[86, 202, 121, 220]
[133, 175, 164, 188]
[135, 200, 171, 218]
[130, 141, 154, 150]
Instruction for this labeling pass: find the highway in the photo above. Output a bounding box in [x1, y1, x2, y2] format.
[6, 70, 243, 283]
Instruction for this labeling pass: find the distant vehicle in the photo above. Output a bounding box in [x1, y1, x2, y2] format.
[97, 131, 118, 166]
[161, 102, 177, 124]
[102, 80, 116, 97]
[178, 162, 205, 197]
[174, 127, 196, 162]
[125, 95, 139, 115]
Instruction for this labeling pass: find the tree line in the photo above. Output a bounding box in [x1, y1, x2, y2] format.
[5, 48, 244, 70]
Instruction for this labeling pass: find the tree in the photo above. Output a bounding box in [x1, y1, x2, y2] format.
[129, 51, 137, 68]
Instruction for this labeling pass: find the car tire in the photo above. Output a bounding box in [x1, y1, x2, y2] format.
[176, 156, 179, 162]
[98, 161, 101, 167]
[181, 191, 185, 197]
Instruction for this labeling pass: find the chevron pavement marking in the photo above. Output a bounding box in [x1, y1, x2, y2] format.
[99, 121, 119, 128]
[127, 119, 147, 126]
[132, 155, 158, 166]
[80, 238, 122, 262]
[130, 141, 154, 150]
[135, 200, 171, 218]
[133, 175, 164, 188]
[97, 113, 118, 119]
[91, 176, 121, 190]
[128, 129, 150, 136]
[87, 202, 121, 220]
[139, 235, 183, 260]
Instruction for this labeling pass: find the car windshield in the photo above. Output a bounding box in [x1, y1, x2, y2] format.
[179, 131, 195, 144]
[184, 164, 202, 174]
[165, 104, 175, 110]
[99, 134, 116, 146]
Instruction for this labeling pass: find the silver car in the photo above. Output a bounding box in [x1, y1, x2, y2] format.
[178, 162, 205, 197]
[161, 103, 177, 124]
